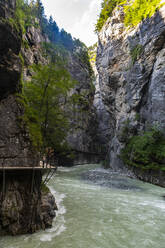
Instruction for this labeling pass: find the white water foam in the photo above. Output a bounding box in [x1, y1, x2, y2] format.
[39, 186, 67, 242]
[40, 223, 67, 242]
[139, 200, 165, 211]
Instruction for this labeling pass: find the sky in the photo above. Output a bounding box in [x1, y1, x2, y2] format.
[42, 0, 102, 47]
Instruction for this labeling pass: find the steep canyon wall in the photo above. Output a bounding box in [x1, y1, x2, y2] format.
[0, 0, 57, 235]
[96, 5, 165, 186]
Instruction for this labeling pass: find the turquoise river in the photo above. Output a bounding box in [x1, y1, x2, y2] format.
[1, 164, 165, 248]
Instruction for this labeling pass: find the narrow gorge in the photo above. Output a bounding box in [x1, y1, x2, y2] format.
[0, 0, 165, 246]
[0, 0, 102, 235]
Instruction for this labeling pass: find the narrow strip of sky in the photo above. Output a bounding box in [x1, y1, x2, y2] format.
[42, 0, 102, 47]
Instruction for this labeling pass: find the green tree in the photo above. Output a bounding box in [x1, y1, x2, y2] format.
[95, 0, 164, 32]
[47, 16, 59, 43]
[124, 0, 164, 27]
[14, 0, 38, 33]
[95, 0, 124, 32]
[60, 29, 74, 51]
[121, 128, 165, 170]
[22, 62, 76, 159]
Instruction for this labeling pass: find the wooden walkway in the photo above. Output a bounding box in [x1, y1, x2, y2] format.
[0, 165, 58, 197]
[0, 166, 57, 171]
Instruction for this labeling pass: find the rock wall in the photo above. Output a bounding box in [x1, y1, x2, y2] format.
[93, 58, 112, 163]
[0, 0, 37, 167]
[60, 46, 103, 165]
[96, 5, 165, 184]
[0, 171, 57, 235]
[0, 0, 56, 235]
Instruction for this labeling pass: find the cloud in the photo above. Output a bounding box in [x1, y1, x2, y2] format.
[69, 0, 102, 46]
[42, 0, 102, 46]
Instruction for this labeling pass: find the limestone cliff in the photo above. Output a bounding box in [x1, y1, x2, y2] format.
[96, 5, 165, 186]
[0, 0, 37, 167]
[66, 50, 101, 165]
[0, 0, 57, 235]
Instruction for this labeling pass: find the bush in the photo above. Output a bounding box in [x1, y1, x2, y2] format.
[95, 0, 165, 32]
[41, 183, 50, 193]
[121, 128, 165, 170]
[130, 44, 143, 64]
[15, 0, 38, 33]
[95, 0, 124, 32]
[124, 0, 164, 27]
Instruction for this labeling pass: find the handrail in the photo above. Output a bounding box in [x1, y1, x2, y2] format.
[0, 166, 57, 170]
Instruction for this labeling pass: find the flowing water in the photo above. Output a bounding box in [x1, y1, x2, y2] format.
[1, 164, 165, 248]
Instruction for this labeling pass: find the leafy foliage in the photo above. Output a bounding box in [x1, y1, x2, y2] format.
[20, 62, 76, 155]
[14, 0, 93, 80]
[15, 0, 93, 162]
[88, 43, 97, 65]
[41, 183, 50, 193]
[14, 0, 39, 33]
[35, 2, 75, 51]
[124, 0, 164, 27]
[34, 2, 93, 76]
[41, 42, 69, 64]
[70, 92, 91, 111]
[95, 0, 124, 32]
[130, 44, 143, 64]
[121, 128, 165, 170]
[74, 40, 93, 78]
[96, 0, 164, 32]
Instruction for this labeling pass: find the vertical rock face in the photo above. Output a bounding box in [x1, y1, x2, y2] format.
[62, 49, 102, 165]
[0, 0, 37, 167]
[0, 171, 57, 235]
[93, 61, 112, 161]
[0, 0, 15, 19]
[0, 0, 56, 235]
[96, 5, 165, 182]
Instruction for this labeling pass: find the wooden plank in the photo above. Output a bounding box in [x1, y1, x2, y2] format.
[0, 167, 57, 170]
[2, 168, 5, 198]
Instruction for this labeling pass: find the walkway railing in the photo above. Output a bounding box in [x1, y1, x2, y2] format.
[0, 161, 58, 198]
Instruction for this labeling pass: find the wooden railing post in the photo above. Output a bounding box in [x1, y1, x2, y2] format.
[2, 159, 5, 200]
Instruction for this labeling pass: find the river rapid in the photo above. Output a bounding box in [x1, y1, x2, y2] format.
[1, 164, 165, 248]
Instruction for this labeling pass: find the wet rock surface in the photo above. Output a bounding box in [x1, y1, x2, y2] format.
[41, 191, 58, 229]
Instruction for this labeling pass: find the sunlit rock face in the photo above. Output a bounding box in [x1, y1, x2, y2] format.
[96, 5, 165, 178]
